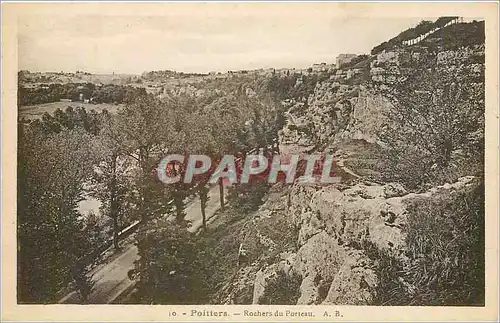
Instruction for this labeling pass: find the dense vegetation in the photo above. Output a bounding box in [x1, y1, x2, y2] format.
[18, 107, 104, 303]
[141, 70, 208, 81]
[17, 75, 286, 303]
[379, 51, 484, 191]
[17, 16, 485, 306]
[369, 25, 485, 305]
[422, 20, 485, 51]
[258, 270, 302, 305]
[371, 181, 484, 306]
[371, 17, 464, 55]
[18, 82, 147, 106]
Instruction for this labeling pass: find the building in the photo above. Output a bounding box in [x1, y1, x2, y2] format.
[74, 85, 91, 102]
[336, 54, 357, 69]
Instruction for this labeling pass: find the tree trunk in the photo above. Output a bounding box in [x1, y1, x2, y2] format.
[200, 200, 207, 230]
[219, 178, 225, 212]
[173, 193, 185, 223]
[138, 147, 149, 222]
[112, 215, 119, 251]
[199, 185, 208, 230]
[110, 153, 120, 251]
[438, 140, 453, 168]
[172, 169, 186, 223]
[274, 132, 280, 154]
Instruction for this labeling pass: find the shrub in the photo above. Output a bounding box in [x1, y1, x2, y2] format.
[134, 220, 210, 304]
[424, 21, 485, 50]
[371, 179, 484, 305]
[227, 181, 270, 213]
[379, 55, 484, 191]
[258, 270, 302, 305]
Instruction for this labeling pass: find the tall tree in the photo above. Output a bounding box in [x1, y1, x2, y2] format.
[90, 112, 135, 251]
[18, 124, 99, 303]
[134, 219, 209, 304]
[111, 95, 176, 221]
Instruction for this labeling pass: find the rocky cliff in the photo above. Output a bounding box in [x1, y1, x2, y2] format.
[212, 19, 485, 306]
[280, 21, 485, 148]
[215, 176, 479, 305]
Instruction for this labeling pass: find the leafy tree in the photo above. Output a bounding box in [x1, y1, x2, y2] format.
[18, 125, 100, 303]
[134, 219, 209, 304]
[111, 96, 176, 221]
[158, 94, 199, 223]
[380, 61, 484, 190]
[183, 112, 219, 229]
[90, 112, 135, 251]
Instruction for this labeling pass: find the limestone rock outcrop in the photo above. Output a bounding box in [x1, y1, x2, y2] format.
[222, 176, 478, 305]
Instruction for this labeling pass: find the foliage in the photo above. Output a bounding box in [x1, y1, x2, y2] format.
[90, 115, 137, 249]
[17, 70, 291, 304]
[22, 106, 101, 136]
[18, 82, 147, 106]
[17, 124, 101, 303]
[338, 54, 369, 70]
[195, 212, 248, 301]
[227, 181, 270, 214]
[134, 219, 210, 304]
[72, 263, 96, 304]
[423, 20, 485, 50]
[258, 270, 302, 304]
[371, 180, 484, 306]
[379, 58, 484, 190]
[111, 95, 178, 221]
[370, 17, 460, 55]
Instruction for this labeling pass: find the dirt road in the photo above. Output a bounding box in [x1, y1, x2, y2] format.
[59, 185, 223, 304]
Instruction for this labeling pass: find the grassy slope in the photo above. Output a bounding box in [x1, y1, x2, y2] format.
[197, 185, 298, 304]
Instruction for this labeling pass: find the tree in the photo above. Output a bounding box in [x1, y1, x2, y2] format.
[134, 219, 209, 304]
[18, 124, 100, 303]
[184, 113, 218, 230]
[380, 61, 484, 190]
[183, 93, 254, 225]
[90, 112, 135, 251]
[111, 95, 176, 221]
[159, 94, 198, 224]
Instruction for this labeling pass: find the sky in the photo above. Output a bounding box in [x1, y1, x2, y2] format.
[17, 5, 425, 75]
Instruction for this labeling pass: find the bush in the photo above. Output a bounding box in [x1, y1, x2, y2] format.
[371, 180, 484, 305]
[134, 220, 210, 304]
[424, 21, 485, 50]
[379, 55, 484, 191]
[258, 270, 302, 305]
[227, 181, 270, 213]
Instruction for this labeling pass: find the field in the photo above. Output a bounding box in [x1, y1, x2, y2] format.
[19, 101, 124, 119]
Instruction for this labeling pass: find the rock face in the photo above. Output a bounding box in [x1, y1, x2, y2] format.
[280, 42, 484, 148]
[215, 25, 485, 306]
[215, 264, 260, 305]
[218, 176, 478, 305]
[280, 84, 393, 146]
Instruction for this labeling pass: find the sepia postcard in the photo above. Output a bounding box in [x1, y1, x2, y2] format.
[1, 1, 499, 322]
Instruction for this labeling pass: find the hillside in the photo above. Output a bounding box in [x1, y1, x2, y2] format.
[16, 16, 485, 307]
[203, 18, 485, 306]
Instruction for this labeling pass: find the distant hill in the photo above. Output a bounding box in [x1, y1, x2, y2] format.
[18, 71, 141, 86]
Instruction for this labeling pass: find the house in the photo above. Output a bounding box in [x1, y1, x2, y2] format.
[73, 85, 91, 102]
[312, 62, 328, 72]
[336, 54, 357, 69]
